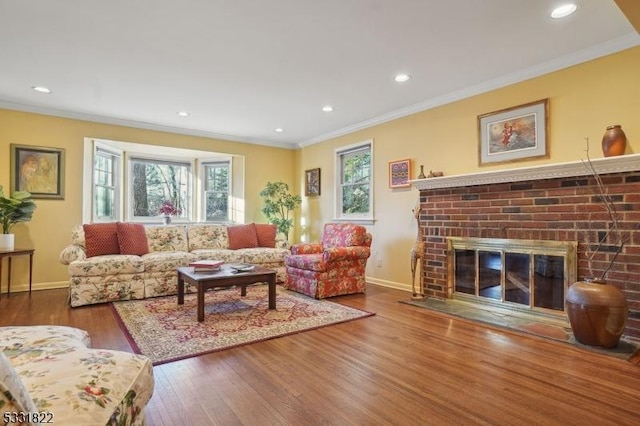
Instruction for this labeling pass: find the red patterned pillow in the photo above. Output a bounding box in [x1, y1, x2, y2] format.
[117, 222, 149, 255]
[255, 223, 277, 248]
[227, 223, 259, 249]
[83, 223, 120, 257]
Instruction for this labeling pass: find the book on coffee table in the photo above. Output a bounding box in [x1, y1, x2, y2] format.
[189, 259, 225, 272]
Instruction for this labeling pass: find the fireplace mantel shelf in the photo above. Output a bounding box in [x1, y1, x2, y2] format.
[410, 153, 640, 190]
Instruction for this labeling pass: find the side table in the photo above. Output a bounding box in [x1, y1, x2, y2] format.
[0, 248, 35, 298]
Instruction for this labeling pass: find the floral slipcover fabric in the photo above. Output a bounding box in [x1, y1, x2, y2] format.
[0, 326, 154, 426]
[284, 223, 372, 299]
[60, 223, 291, 306]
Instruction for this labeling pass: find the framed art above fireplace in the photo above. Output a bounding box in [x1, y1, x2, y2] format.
[477, 98, 549, 166]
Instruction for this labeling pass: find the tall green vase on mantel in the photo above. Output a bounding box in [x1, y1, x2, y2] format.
[565, 279, 628, 348]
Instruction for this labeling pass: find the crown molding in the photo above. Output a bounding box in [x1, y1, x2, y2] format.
[298, 33, 640, 148]
[0, 101, 297, 150]
[410, 153, 640, 191]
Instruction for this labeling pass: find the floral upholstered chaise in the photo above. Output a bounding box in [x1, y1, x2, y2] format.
[0, 325, 154, 425]
[284, 222, 372, 298]
[60, 222, 290, 307]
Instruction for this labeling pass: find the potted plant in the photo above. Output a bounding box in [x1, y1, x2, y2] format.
[565, 140, 629, 348]
[158, 200, 182, 225]
[259, 181, 301, 240]
[0, 185, 37, 251]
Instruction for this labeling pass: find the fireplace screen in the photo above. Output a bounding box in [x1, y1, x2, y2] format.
[449, 237, 577, 313]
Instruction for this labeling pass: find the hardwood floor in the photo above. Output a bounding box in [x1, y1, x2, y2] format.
[2, 285, 640, 425]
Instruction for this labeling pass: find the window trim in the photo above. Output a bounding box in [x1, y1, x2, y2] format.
[334, 139, 374, 221]
[199, 158, 232, 223]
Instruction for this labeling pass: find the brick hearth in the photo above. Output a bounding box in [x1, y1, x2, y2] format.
[412, 154, 640, 341]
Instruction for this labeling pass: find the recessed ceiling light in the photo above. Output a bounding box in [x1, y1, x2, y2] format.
[551, 4, 577, 18]
[322, 106, 334, 112]
[32, 86, 51, 94]
[274, 128, 284, 133]
[394, 74, 411, 83]
[177, 111, 190, 117]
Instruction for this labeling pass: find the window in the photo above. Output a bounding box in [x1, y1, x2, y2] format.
[85, 138, 242, 224]
[93, 146, 121, 221]
[202, 161, 230, 221]
[129, 157, 191, 221]
[336, 140, 373, 220]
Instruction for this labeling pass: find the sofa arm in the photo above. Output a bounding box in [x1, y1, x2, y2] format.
[323, 246, 371, 262]
[290, 243, 323, 255]
[59, 244, 87, 265]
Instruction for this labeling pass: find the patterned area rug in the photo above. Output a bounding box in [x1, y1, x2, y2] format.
[112, 285, 374, 365]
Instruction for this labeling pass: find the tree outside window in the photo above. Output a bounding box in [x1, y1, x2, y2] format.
[203, 162, 229, 221]
[337, 142, 372, 218]
[130, 158, 191, 219]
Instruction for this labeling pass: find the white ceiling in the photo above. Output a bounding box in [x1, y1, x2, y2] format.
[1, 1, 638, 149]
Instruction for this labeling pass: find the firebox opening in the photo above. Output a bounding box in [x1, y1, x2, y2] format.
[448, 237, 577, 316]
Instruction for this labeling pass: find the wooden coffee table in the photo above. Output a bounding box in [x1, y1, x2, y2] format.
[177, 265, 277, 322]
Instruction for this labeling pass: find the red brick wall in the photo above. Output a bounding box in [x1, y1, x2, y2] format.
[418, 171, 640, 341]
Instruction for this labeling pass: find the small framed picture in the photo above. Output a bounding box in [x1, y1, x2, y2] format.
[389, 159, 411, 188]
[10, 144, 66, 199]
[305, 168, 321, 196]
[478, 98, 549, 166]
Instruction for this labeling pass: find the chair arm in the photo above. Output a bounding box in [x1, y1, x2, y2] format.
[59, 244, 87, 265]
[323, 246, 371, 262]
[290, 243, 323, 255]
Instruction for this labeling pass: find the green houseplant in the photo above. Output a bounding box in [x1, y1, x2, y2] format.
[0, 185, 37, 251]
[259, 181, 301, 241]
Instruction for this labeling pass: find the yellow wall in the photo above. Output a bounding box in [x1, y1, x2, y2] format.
[297, 46, 640, 292]
[2, 46, 639, 295]
[0, 111, 296, 291]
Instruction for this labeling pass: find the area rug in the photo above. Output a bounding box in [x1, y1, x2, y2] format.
[112, 286, 374, 365]
[401, 297, 639, 361]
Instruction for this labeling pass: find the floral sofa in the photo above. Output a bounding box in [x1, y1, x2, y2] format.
[60, 222, 290, 307]
[284, 222, 372, 299]
[0, 325, 153, 425]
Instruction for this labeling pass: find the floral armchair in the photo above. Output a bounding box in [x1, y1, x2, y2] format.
[284, 223, 372, 299]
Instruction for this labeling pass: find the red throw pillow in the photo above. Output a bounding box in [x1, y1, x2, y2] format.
[117, 222, 149, 255]
[227, 223, 259, 249]
[83, 223, 120, 257]
[255, 223, 277, 248]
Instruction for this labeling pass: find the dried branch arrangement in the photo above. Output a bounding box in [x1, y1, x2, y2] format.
[581, 138, 625, 281]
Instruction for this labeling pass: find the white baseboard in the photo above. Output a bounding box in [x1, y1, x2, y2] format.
[0, 281, 68, 295]
[366, 277, 412, 293]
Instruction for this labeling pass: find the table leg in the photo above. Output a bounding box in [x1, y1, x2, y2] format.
[240, 285, 247, 297]
[28, 253, 33, 296]
[268, 275, 276, 310]
[197, 284, 205, 322]
[177, 274, 185, 305]
[7, 257, 11, 296]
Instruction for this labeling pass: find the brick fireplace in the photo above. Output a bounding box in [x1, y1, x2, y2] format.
[412, 154, 640, 341]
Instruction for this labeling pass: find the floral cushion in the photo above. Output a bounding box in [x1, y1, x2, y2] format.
[145, 225, 188, 252]
[68, 254, 144, 276]
[141, 251, 196, 273]
[187, 224, 229, 250]
[0, 326, 154, 426]
[321, 223, 372, 248]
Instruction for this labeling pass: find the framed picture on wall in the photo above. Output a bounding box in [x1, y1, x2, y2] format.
[389, 159, 411, 188]
[478, 98, 549, 166]
[10, 144, 66, 199]
[305, 168, 321, 196]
